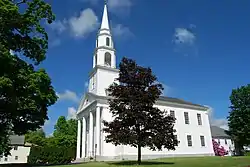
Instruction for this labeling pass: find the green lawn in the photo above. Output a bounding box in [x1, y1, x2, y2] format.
[56, 156, 250, 167]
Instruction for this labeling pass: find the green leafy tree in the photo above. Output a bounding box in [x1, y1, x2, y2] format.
[227, 84, 250, 155]
[67, 119, 77, 136]
[53, 116, 77, 149]
[103, 57, 178, 165]
[25, 129, 46, 146]
[53, 116, 69, 137]
[28, 117, 77, 165]
[0, 0, 57, 155]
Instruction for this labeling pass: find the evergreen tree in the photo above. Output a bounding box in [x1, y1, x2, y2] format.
[227, 84, 250, 155]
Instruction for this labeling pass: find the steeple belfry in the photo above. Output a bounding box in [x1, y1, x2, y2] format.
[93, 0, 116, 69]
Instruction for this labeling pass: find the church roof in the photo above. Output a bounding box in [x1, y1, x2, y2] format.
[210, 126, 230, 138]
[9, 135, 25, 145]
[158, 96, 206, 108]
[85, 92, 208, 111]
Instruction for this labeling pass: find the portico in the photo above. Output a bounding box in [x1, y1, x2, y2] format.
[76, 105, 102, 159]
[75, 1, 118, 160]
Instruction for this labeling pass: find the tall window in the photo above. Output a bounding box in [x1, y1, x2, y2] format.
[225, 139, 227, 145]
[170, 110, 175, 118]
[104, 52, 111, 66]
[95, 54, 97, 66]
[187, 135, 192, 147]
[218, 139, 220, 144]
[14, 146, 18, 150]
[200, 136, 205, 146]
[197, 113, 202, 125]
[15, 156, 18, 160]
[106, 37, 110, 46]
[184, 112, 189, 124]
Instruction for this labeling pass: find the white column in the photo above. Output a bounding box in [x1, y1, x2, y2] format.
[81, 117, 86, 158]
[76, 119, 81, 158]
[96, 107, 101, 156]
[89, 111, 93, 157]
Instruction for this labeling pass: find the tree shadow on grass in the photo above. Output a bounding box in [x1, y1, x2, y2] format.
[109, 161, 174, 166]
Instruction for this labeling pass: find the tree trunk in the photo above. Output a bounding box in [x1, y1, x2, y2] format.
[138, 143, 141, 165]
[235, 141, 244, 156]
[136, 125, 141, 165]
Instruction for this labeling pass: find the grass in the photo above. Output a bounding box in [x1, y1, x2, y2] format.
[53, 156, 250, 167]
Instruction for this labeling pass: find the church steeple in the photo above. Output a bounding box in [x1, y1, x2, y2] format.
[88, 0, 118, 96]
[93, 0, 116, 69]
[100, 1, 110, 30]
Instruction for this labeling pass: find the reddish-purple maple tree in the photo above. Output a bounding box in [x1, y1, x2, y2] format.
[212, 139, 228, 156]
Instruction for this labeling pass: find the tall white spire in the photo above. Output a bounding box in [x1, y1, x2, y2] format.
[100, 0, 110, 30]
[88, 0, 117, 96]
[93, 0, 115, 69]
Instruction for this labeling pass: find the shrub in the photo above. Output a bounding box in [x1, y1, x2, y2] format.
[244, 150, 250, 156]
[28, 145, 75, 165]
[28, 146, 42, 164]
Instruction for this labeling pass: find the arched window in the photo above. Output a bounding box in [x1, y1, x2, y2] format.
[95, 54, 97, 66]
[104, 52, 111, 66]
[106, 37, 110, 46]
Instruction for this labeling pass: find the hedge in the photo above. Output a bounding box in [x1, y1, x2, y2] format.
[28, 145, 75, 165]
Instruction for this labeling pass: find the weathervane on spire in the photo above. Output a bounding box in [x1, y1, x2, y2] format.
[104, 0, 107, 5]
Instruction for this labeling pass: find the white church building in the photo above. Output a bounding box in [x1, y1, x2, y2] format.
[76, 2, 215, 161]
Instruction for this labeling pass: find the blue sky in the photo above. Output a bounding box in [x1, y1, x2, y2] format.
[40, 0, 250, 135]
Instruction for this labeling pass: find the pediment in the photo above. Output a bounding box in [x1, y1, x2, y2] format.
[77, 92, 96, 112]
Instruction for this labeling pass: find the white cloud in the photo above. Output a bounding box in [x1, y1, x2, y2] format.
[112, 24, 133, 39]
[211, 119, 229, 130]
[206, 106, 229, 130]
[44, 120, 50, 126]
[108, 0, 132, 16]
[42, 120, 51, 130]
[47, 8, 99, 39]
[67, 107, 77, 120]
[69, 8, 99, 38]
[81, 0, 132, 16]
[80, 0, 99, 5]
[172, 25, 198, 57]
[46, 133, 53, 137]
[57, 90, 80, 103]
[49, 19, 67, 34]
[173, 28, 196, 45]
[108, 0, 132, 10]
